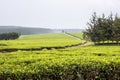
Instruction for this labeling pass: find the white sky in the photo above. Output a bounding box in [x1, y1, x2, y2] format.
[0, 0, 120, 29]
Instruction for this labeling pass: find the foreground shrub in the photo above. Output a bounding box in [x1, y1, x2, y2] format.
[0, 62, 120, 80]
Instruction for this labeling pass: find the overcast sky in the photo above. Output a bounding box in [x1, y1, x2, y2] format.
[0, 0, 120, 29]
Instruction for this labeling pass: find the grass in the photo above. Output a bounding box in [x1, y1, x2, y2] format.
[0, 45, 120, 79]
[0, 33, 84, 49]
[19, 33, 80, 40]
[70, 32, 83, 39]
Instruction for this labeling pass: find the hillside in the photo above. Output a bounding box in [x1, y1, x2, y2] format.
[0, 26, 84, 35]
[0, 26, 54, 35]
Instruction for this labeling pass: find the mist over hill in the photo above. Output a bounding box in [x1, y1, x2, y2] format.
[0, 26, 83, 35]
[54, 29, 84, 33]
[0, 26, 54, 35]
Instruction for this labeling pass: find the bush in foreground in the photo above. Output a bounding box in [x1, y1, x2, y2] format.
[0, 62, 120, 80]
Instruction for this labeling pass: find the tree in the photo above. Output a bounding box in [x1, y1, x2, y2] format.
[0, 32, 21, 40]
[105, 13, 114, 42]
[113, 14, 120, 44]
[83, 12, 99, 43]
[83, 12, 120, 44]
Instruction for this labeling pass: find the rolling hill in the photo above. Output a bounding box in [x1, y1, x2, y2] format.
[0, 26, 54, 35]
[0, 26, 84, 35]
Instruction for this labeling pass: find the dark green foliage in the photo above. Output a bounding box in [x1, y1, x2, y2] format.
[0, 32, 20, 40]
[113, 14, 120, 43]
[0, 63, 120, 80]
[83, 12, 120, 44]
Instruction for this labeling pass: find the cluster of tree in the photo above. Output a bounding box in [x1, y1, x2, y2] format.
[83, 12, 120, 44]
[0, 32, 21, 40]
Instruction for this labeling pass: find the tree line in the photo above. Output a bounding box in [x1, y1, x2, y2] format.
[0, 32, 21, 40]
[83, 12, 120, 44]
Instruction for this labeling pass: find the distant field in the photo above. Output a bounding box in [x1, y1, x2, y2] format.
[0, 33, 84, 49]
[70, 32, 83, 39]
[19, 33, 77, 40]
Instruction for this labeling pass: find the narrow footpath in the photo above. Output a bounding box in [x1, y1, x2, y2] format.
[75, 41, 93, 48]
[63, 32, 93, 47]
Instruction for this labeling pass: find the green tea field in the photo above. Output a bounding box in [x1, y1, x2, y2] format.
[0, 33, 120, 80]
[0, 33, 84, 50]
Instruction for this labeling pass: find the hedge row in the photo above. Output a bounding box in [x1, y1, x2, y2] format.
[0, 62, 120, 80]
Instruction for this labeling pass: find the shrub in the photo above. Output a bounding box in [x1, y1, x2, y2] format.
[0, 32, 20, 40]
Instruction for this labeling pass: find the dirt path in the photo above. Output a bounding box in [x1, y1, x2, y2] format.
[75, 42, 93, 48]
[62, 32, 93, 48]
